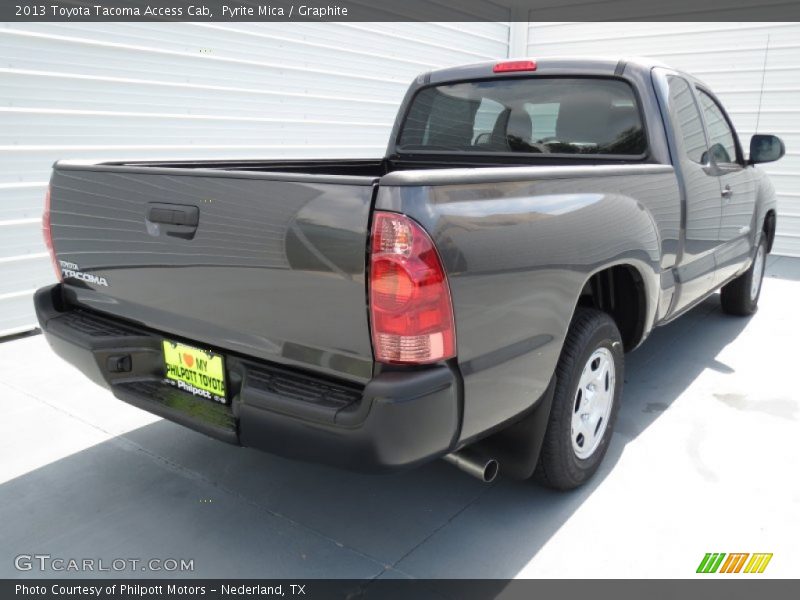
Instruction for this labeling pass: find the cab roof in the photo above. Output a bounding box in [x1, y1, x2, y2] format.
[424, 56, 672, 85]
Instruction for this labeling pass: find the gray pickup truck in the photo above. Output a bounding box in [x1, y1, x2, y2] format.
[35, 57, 784, 490]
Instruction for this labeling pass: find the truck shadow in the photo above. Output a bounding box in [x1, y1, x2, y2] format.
[2, 266, 781, 580]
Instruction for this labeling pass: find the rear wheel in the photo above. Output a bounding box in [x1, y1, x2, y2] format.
[720, 236, 767, 316]
[534, 308, 624, 490]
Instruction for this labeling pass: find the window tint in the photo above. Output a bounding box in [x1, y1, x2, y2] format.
[667, 76, 707, 164]
[698, 90, 738, 164]
[397, 78, 646, 156]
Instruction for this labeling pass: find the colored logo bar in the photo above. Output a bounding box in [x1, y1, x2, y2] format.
[697, 553, 773, 573]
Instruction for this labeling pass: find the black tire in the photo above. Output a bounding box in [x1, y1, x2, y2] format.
[720, 236, 767, 316]
[534, 307, 624, 491]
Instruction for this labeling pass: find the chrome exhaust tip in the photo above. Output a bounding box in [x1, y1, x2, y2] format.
[443, 449, 499, 483]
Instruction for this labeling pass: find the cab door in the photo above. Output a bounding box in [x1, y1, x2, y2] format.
[695, 87, 759, 286]
[658, 72, 722, 314]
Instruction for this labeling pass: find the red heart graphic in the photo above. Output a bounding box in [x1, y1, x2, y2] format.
[183, 353, 194, 368]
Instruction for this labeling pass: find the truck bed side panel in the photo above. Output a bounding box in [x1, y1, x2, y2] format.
[377, 165, 680, 442]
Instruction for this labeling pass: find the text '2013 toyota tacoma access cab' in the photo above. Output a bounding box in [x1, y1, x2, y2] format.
[36, 57, 785, 489]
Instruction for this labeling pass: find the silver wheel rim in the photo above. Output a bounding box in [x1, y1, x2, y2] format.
[571, 347, 616, 460]
[750, 243, 765, 302]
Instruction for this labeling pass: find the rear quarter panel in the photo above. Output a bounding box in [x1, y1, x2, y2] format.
[378, 165, 680, 441]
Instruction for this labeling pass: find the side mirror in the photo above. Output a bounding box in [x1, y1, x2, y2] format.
[749, 134, 785, 164]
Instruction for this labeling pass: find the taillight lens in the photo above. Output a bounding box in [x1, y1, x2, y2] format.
[42, 186, 62, 281]
[369, 212, 456, 364]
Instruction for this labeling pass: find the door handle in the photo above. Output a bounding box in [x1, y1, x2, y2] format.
[721, 185, 733, 199]
[146, 203, 199, 240]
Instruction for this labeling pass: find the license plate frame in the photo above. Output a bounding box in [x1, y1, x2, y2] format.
[162, 340, 228, 404]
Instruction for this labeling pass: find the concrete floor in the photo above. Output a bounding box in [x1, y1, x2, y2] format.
[1, 256, 798, 579]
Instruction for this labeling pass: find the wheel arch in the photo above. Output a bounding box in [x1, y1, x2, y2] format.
[576, 260, 656, 352]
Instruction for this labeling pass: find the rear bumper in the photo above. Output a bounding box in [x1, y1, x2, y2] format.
[34, 284, 461, 471]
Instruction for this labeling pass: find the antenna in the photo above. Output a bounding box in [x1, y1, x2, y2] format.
[754, 34, 771, 134]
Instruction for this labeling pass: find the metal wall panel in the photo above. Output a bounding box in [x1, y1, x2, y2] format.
[0, 21, 510, 336]
[527, 22, 800, 256]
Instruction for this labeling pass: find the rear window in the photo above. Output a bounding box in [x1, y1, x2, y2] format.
[397, 77, 646, 157]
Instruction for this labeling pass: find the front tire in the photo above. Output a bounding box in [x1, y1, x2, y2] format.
[720, 236, 767, 316]
[534, 308, 624, 491]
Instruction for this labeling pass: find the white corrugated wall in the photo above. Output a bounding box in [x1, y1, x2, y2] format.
[526, 22, 800, 257]
[0, 21, 511, 337]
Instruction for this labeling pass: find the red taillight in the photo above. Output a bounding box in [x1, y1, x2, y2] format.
[493, 60, 537, 73]
[42, 186, 61, 281]
[368, 212, 456, 364]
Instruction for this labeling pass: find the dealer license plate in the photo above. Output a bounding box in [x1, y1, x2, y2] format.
[162, 340, 227, 404]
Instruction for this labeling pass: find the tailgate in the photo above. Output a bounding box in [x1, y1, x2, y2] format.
[49, 163, 377, 383]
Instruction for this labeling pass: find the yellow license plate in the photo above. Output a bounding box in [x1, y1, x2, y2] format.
[162, 340, 227, 404]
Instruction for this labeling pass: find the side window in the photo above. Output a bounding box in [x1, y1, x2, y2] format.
[667, 76, 707, 164]
[697, 90, 739, 165]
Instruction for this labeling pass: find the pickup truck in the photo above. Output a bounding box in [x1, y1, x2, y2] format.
[35, 57, 784, 490]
